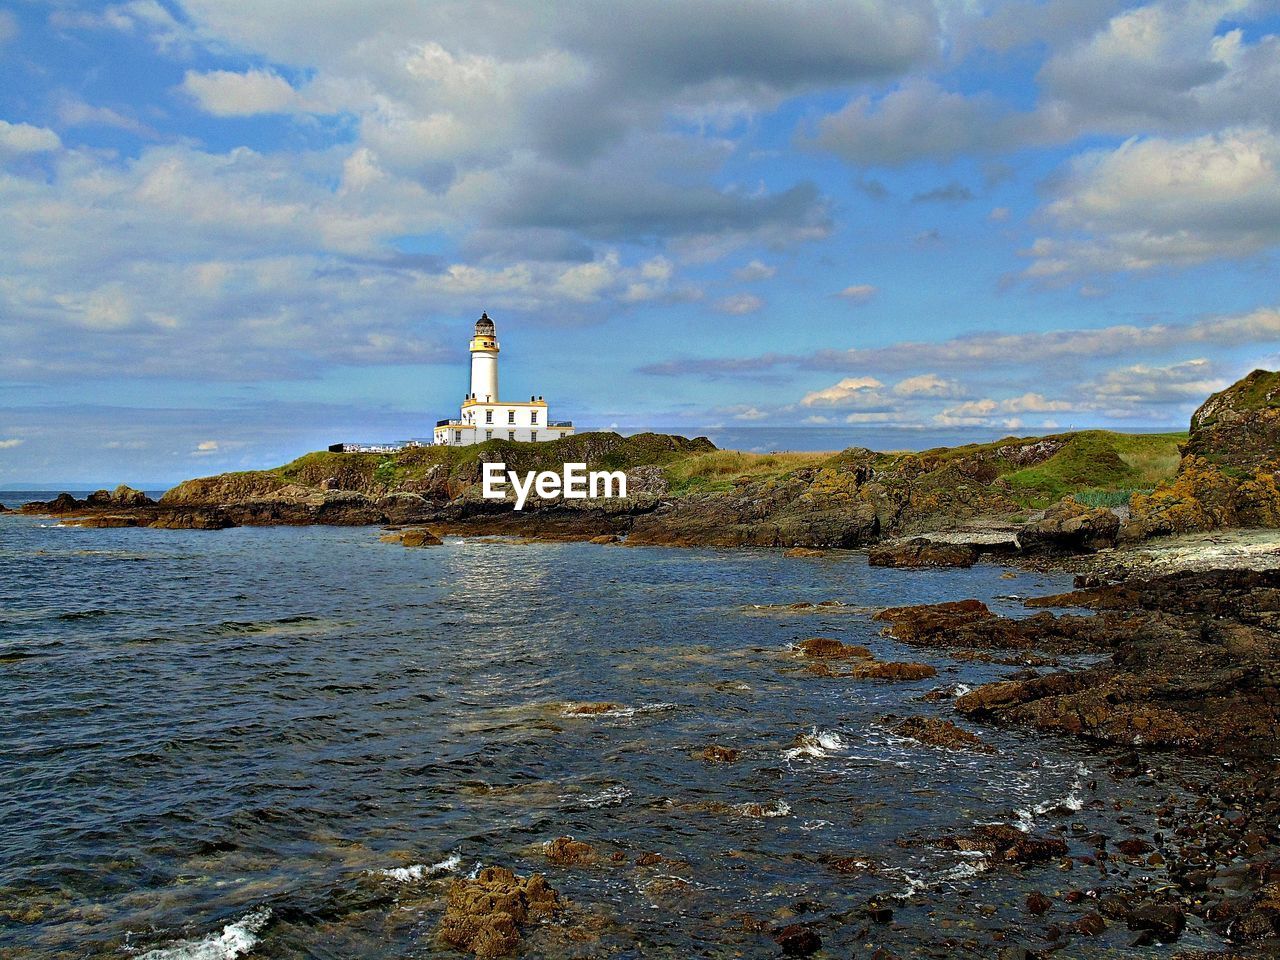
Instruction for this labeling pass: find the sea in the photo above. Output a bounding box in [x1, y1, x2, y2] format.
[0, 496, 1230, 958]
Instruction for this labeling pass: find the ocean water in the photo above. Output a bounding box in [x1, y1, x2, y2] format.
[0, 511, 1225, 958]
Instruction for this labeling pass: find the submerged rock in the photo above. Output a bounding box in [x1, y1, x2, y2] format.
[894, 716, 993, 753]
[558, 701, 629, 717]
[845, 660, 936, 681]
[436, 866, 561, 959]
[868, 537, 979, 568]
[1127, 901, 1186, 943]
[545, 837, 597, 866]
[793, 637, 871, 660]
[698, 744, 741, 764]
[772, 924, 822, 956]
[783, 546, 826, 557]
[935, 824, 1068, 865]
[379, 527, 443, 546]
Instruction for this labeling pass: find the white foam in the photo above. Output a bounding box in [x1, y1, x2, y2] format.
[576, 783, 629, 808]
[380, 852, 462, 882]
[733, 799, 791, 818]
[783, 728, 847, 760]
[134, 908, 270, 960]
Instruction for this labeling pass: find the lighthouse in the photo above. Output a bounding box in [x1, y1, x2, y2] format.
[432, 312, 575, 445]
[469, 312, 500, 402]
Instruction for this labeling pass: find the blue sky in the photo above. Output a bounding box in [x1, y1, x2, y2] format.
[1, 0, 1279, 484]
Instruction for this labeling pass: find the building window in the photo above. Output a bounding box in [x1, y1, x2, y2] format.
[454, 431, 461, 443]
[530, 410, 538, 424]
[508, 430, 515, 440]
[485, 410, 493, 424]
[507, 410, 515, 423]
[486, 430, 492, 440]
[530, 430, 537, 442]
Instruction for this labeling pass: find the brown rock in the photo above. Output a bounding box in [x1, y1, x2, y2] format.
[846, 660, 937, 681]
[699, 744, 741, 764]
[868, 537, 979, 568]
[545, 836, 597, 866]
[784, 547, 826, 557]
[1025, 891, 1052, 915]
[772, 924, 821, 956]
[1071, 912, 1106, 936]
[148, 510, 234, 530]
[401, 528, 443, 547]
[1019, 497, 1120, 553]
[936, 824, 1068, 865]
[894, 716, 994, 753]
[794, 637, 872, 660]
[436, 866, 561, 959]
[561, 702, 621, 716]
[588, 534, 620, 544]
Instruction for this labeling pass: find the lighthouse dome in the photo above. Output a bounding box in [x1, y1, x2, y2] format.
[475, 312, 495, 337]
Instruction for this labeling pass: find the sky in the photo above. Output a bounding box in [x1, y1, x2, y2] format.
[1, 0, 1279, 485]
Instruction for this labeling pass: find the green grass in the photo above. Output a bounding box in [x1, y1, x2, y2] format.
[253, 427, 1188, 513]
[663, 450, 832, 495]
[1001, 431, 1184, 508]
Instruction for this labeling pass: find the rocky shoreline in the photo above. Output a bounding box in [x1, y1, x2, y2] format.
[8, 371, 1280, 956]
[867, 567, 1280, 955]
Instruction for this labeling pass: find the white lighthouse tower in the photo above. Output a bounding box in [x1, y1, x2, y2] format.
[432, 312, 574, 445]
[469, 311, 500, 403]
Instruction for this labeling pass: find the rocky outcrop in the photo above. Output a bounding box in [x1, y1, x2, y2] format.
[436, 867, 561, 959]
[1018, 496, 1120, 553]
[892, 569, 1280, 757]
[1185, 368, 1280, 471]
[85, 485, 154, 508]
[868, 537, 979, 568]
[380, 527, 443, 547]
[1127, 369, 1280, 539]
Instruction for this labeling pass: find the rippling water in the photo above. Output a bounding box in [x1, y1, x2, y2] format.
[0, 511, 1225, 957]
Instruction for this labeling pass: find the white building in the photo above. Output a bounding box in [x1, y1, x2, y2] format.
[432, 313, 575, 445]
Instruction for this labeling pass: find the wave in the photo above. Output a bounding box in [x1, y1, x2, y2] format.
[575, 785, 632, 808]
[783, 728, 847, 760]
[1014, 762, 1088, 831]
[135, 907, 270, 960]
[379, 852, 462, 882]
[732, 799, 791, 818]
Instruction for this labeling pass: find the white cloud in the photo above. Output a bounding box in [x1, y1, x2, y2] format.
[733, 259, 776, 281]
[1025, 128, 1280, 279]
[810, 79, 1032, 167]
[801, 376, 885, 407]
[194, 440, 219, 454]
[181, 68, 302, 116]
[714, 293, 764, 315]
[1001, 392, 1074, 413]
[0, 438, 24, 449]
[641, 305, 1280, 381]
[893, 373, 961, 397]
[0, 120, 61, 154]
[835, 283, 878, 303]
[1038, 1, 1280, 137]
[56, 96, 153, 136]
[1086, 357, 1229, 402]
